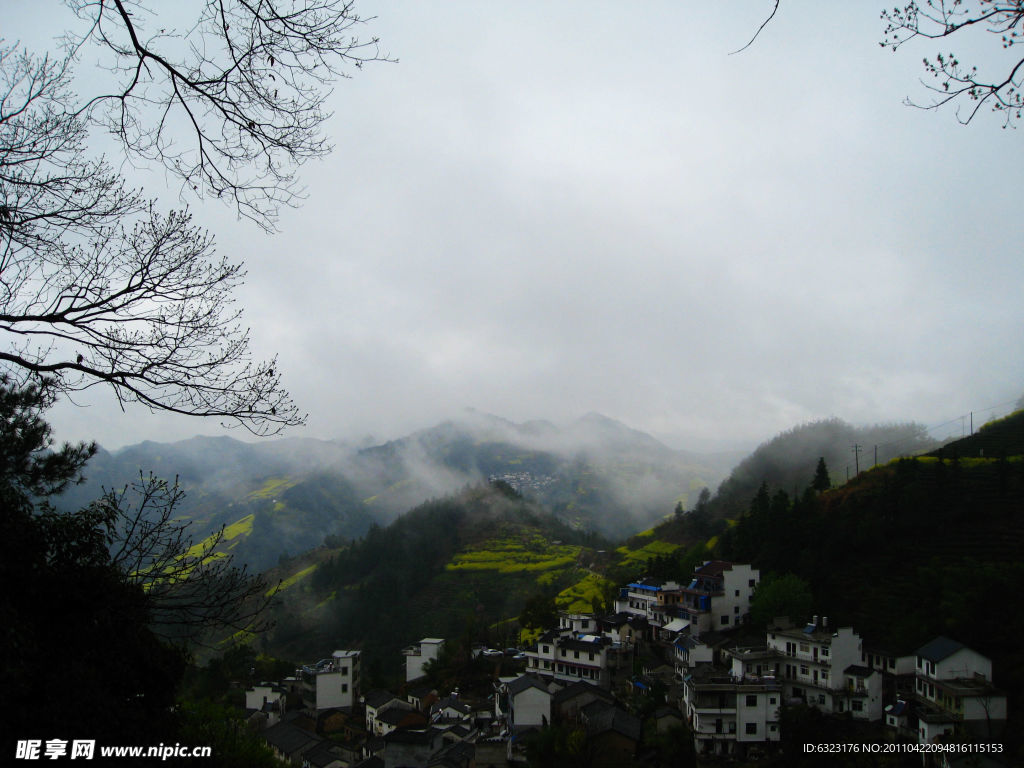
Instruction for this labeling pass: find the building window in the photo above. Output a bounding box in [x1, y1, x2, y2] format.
[821, 648, 829, 657]
[341, 666, 348, 675]
[574, 651, 580, 659]
[852, 700, 863, 712]
[721, 616, 729, 625]
[745, 695, 757, 707]
[749, 579, 756, 587]
[734, 605, 740, 614]
[342, 684, 348, 693]
[746, 722, 757, 735]
[542, 646, 549, 654]
[735, 589, 740, 597]
[769, 697, 777, 705]
[800, 666, 808, 675]
[818, 694, 825, 705]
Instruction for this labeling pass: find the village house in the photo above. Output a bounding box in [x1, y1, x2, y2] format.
[503, 674, 552, 729]
[672, 631, 716, 681]
[363, 690, 410, 735]
[613, 577, 683, 632]
[579, 699, 643, 768]
[300, 650, 362, 712]
[301, 740, 349, 768]
[910, 636, 1007, 746]
[558, 611, 600, 635]
[765, 616, 882, 720]
[678, 560, 760, 634]
[523, 627, 611, 689]
[599, 611, 647, 648]
[551, 680, 616, 723]
[680, 663, 782, 759]
[380, 727, 445, 768]
[502, 674, 554, 764]
[245, 682, 287, 728]
[263, 716, 322, 766]
[403, 637, 445, 682]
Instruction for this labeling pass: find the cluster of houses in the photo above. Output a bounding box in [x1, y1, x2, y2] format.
[243, 560, 1007, 766]
[485, 472, 557, 494]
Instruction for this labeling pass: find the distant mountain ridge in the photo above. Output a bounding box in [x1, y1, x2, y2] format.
[57, 411, 731, 572]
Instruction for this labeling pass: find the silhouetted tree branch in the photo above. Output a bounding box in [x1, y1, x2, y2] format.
[1, 0, 388, 434]
[70, 0, 392, 228]
[99, 471, 276, 644]
[882, 1, 1024, 126]
[742, 1, 1024, 127]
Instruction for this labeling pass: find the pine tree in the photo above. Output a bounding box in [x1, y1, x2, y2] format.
[812, 457, 831, 492]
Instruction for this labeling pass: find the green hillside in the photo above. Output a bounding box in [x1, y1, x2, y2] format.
[712, 410, 1024, 737]
[260, 482, 615, 678]
[706, 418, 936, 522]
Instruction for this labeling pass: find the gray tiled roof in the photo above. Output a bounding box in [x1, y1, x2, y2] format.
[916, 636, 966, 663]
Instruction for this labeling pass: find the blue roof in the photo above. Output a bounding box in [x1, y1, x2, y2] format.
[627, 581, 661, 592]
[886, 701, 907, 716]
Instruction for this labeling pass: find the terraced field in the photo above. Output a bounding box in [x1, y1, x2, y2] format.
[445, 536, 580, 574]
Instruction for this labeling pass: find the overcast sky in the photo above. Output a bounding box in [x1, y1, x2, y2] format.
[21, 1, 1024, 452]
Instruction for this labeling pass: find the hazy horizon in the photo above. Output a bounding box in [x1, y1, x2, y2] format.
[9, 2, 1021, 457]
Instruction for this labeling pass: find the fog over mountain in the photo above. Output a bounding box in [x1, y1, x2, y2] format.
[57, 411, 734, 571]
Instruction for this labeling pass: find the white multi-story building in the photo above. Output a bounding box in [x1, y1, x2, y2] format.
[558, 611, 599, 635]
[614, 578, 681, 628]
[911, 636, 1006, 745]
[524, 628, 610, 689]
[403, 637, 445, 682]
[673, 632, 715, 680]
[614, 562, 759, 636]
[301, 649, 361, 711]
[766, 617, 882, 720]
[679, 561, 760, 634]
[681, 663, 782, 758]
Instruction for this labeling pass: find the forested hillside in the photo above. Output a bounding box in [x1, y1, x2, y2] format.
[706, 418, 935, 522]
[717, 411, 1024, 724]
[260, 482, 614, 679]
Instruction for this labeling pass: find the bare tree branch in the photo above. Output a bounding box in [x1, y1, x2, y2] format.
[881, 1, 1024, 127]
[0, 24, 321, 434]
[741, 1, 1024, 127]
[62, 0, 394, 229]
[731, 0, 781, 55]
[99, 472, 277, 644]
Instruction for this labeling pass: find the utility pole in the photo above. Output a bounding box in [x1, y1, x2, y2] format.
[874, 444, 878, 468]
[851, 443, 862, 475]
